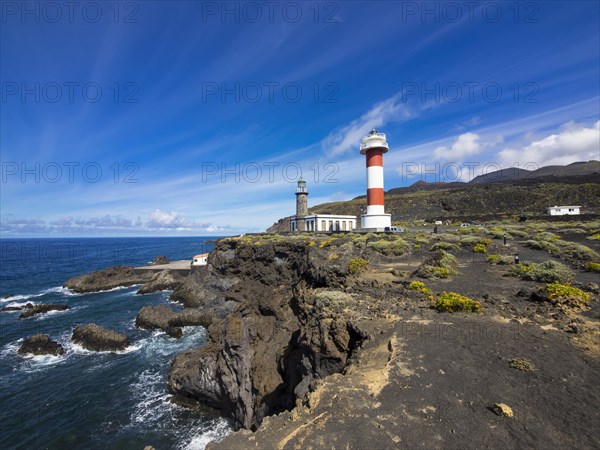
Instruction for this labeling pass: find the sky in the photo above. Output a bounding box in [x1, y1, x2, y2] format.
[1, 0, 599, 237]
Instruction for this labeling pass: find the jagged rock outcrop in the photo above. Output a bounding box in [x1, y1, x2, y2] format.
[19, 303, 69, 319]
[18, 334, 64, 356]
[135, 305, 182, 338]
[72, 323, 129, 352]
[170, 270, 216, 308]
[64, 266, 152, 293]
[168, 237, 368, 430]
[137, 269, 184, 294]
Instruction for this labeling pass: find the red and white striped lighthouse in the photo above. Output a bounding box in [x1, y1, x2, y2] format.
[360, 129, 392, 230]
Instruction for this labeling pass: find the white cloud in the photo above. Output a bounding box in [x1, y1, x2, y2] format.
[321, 94, 415, 156]
[497, 120, 600, 167]
[147, 209, 184, 228]
[433, 132, 482, 160]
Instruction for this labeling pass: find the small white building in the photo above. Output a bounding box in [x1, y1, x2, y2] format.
[290, 214, 358, 232]
[191, 253, 209, 266]
[547, 206, 581, 216]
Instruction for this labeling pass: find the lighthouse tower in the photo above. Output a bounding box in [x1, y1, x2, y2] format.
[360, 129, 392, 230]
[295, 177, 308, 232]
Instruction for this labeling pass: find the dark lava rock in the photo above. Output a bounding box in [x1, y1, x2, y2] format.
[170, 271, 216, 308]
[136, 305, 210, 338]
[166, 326, 183, 338]
[64, 266, 152, 293]
[151, 256, 171, 265]
[1, 306, 23, 312]
[18, 334, 64, 356]
[169, 309, 213, 328]
[168, 238, 366, 430]
[72, 324, 129, 352]
[136, 305, 176, 330]
[19, 303, 69, 319]
[137, 270, 183, 295]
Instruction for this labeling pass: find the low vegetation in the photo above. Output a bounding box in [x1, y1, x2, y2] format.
[348, 257, 368, 275]
[408, 281, 433, 300]
[430, 242, 461, 253]
[487, 254, 513, 265]
[586, 262, 600, 273]
[510, 358, 535, 372]
[434, 291, 481, 313]
[539, 283, 590, 308]
[506, 260, 574, 284]
[415, 250, 458, 280]
[522, 239, 599, 261]
[367, 238, 410, 256]
[473, 243, 487, 253]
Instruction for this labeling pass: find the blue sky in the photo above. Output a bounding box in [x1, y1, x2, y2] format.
[1, 1, 599, 236]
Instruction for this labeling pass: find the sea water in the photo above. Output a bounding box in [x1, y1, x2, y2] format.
[0, 237, 232, 449]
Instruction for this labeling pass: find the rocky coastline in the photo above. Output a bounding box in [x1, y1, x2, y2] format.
[13, 226, 599, 448]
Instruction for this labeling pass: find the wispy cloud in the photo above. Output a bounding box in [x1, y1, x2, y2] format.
[321, 93, 417, 157]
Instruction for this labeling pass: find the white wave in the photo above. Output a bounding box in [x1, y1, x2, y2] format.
[136, 326, 206, 359]
[1, 300, 36, 309]
[0, 339, 22, 358]
[68, 340, 141, 355]
[129, 369, 175, 426]
[182, 418, 232, 450]
[33, 306, 79, 320]
[42, 286, 81, 296]
[1, 285, 82, 303]
[0, 292, 45, 302]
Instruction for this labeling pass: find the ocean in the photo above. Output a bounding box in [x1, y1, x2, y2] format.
[0, 237, 232, 450]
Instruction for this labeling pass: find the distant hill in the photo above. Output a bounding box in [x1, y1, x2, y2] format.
[268, 161, 600, 230]
[469, 167, 531, 184]
[470, 160, 599, 184]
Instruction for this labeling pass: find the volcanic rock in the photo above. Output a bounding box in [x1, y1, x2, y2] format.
[151, 256, 170, 265]
[64, 266, 152, 293]
[72, 324, 129, 352]
[137, 269, 183, 294]
[18, 334, 64, 356]
[19, 303, 69, 319]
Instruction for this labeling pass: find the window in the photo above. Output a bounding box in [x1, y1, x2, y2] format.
[328, 220, 333, 230]
[335, 220, 340, 231]
[349, 221, 353, 230]
[342, 221, 346, 231]
[321, 220, 326, 231]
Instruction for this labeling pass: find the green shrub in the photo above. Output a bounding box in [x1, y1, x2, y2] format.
[408, 280, 433, 297]
[506, 260, 574, 283]
[415, 250, 458, 280]
[430, 242, 461, 252]
[587, 233, 600, 241]
[487, 254, 513, 265]
[586, 261, 600, 273]
[348, 257, 368, 275]
[434, 291, 481, 313]
[523, 239, 599, 261]
[473, 243, 487, 253]
[367, 238, 410, 256]
[541, 283, 590, 307]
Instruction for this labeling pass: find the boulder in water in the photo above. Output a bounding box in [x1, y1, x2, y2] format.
[19, 303, 69, 319]
[18, 334, 64, 356]
[72, 324, 129, 352]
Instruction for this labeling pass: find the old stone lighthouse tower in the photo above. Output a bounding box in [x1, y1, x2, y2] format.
[295, 178, 308, 231]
